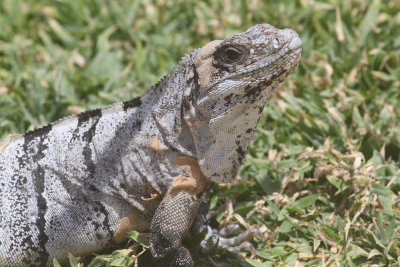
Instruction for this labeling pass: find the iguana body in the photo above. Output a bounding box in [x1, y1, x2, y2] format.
[0, 24, 302, 266]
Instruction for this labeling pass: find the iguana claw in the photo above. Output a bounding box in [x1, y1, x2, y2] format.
[199, 224, 263, 256]
[192, 201, 264, 257]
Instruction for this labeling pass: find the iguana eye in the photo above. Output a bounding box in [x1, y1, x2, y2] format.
[214, 45, 247, 68]
[224, 47, 242, 62]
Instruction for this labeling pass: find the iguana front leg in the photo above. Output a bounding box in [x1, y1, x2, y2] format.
[149, 156, 212, 266]
[149, 187, 206, 266]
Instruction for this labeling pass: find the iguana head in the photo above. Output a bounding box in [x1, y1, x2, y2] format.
[184, 23, 302, 183]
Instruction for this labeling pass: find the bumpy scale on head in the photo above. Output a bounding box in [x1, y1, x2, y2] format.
[186, 24, 302, 183]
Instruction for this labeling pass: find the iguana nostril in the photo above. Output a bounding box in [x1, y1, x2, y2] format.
[281, 28, 302, 51]
[288, 34, 302, 50]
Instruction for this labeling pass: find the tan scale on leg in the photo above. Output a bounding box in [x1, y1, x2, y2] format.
[172, 156, 211, 195]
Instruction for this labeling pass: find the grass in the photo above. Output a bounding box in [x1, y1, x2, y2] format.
[1, 0, 400, 266]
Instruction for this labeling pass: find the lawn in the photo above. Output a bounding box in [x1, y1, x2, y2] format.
[1, 0, 399, 266]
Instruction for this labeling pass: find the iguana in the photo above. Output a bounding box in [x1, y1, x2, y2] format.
[0, 24, 302, 267]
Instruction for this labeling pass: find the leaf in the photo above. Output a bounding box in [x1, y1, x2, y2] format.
[254, 170, 280, 195]
[358, 0, 380, 44]
[87, 257, 108, 267]
[246, 259, 272, 267]
[110, 256, 134, 267]
[234, 204, 255, 216]
[265, 198, 281, 219]
[128, 230, 149, 248]
[48, 18, 76, 46]
[292, 194, 320, 210]
[313, 239, 321, 252]
[376, 214, 396, 246]
[256, 250, 272, 260]
[347, 244, 369, 258]
[327, 176, 341, 190]
[367, 249, 382, 259]
[266, 247, 287, 257]
[370, 183, 394, 197]
[320, 225, 341, 243]
[210, 195, 218, 210]
[284, 215, 308, 235]
[285, 252, 298, 265]
[68, 253, 79, 267]
[377, 195, 393, 215]
[276, 159, 297, 170]
[277, 220, 293, 234]
[52, 259, 62, 267]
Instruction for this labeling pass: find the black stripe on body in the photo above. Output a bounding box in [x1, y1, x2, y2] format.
[76, 109, 114, 240]
[122, 96, 142, 111]
[22, 124, 53, 265]
[24, 124, 53, 140]
[77, 108, 102, 175]
[77, 108, 102, 124]
[94, 201, 114, 240]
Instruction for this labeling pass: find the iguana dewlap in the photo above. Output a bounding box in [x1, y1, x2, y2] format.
[0, 24, 301, 266]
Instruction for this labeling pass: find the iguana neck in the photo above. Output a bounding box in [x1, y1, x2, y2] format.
[134, 50, 198, 157]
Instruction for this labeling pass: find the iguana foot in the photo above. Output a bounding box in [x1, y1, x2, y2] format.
[192, 201, 264, 256]
[169, 247, 193, 267]
[199, 224, 263, 255]
[151, 241, 193, 267]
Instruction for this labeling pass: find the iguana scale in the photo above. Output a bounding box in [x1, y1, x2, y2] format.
[0, 24, 302, 266]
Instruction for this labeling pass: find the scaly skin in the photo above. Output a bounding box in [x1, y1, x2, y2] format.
[0, 24, 301, 266]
